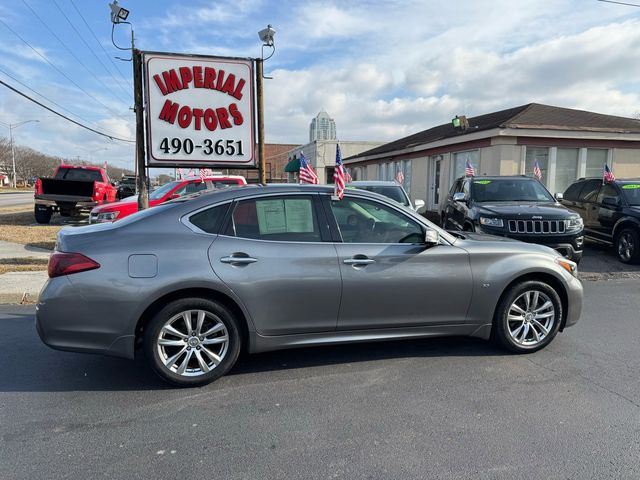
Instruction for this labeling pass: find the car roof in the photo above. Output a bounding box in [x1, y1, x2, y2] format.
[574, 177, 640, 182]
[458, 175, 534, 181]
[347, 181, 403, 186]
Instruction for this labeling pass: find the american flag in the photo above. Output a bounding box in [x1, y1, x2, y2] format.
[345, 169, 353, 183]
[395, 169, 405, 184]
[299, 153, 318, 184]
[199, 168, 206, 182]
[465, 160, 475, 177]
[334, 144, 346, 199]
[533, 160, 542, 180]
[604, 163, 616, 183]
[187, 169, 195, 177]
[177, 168, 184, 179]
[103, 160, 107, 170]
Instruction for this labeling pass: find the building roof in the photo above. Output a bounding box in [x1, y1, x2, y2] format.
[347, 103, 640, 161]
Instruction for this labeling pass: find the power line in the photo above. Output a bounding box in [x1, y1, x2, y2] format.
[0, 66, 132, 137]
[597, 0, 640, 7]
[51, 0, 132, 100]
[68, 0, 132, 89]
[21, 0, 132, 106]
[0, 78, 135, 143]
[0, 16, 126, 118]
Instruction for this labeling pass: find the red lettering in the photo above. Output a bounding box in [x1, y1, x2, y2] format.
[229, 103, 243, 126]
[203, 108, 217, 131]
[231, 78, 245, 100]
[204, 67, 216, 89]
[192, 108, 204, 130]
[193, 66, 204, 88]
[153, 74, 168, 96]
[216, 70, 226, 91]
[162, 69, 182, 93]
[178, 106, 192, 129]
[221, 73, 236, 96]
[179, 67, 193, 90]
[158, 99, 179, 124]
[216, 107, 232, 129]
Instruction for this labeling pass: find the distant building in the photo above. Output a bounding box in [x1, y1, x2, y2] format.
[285, 140, 385, 184]
[309, 111, 337, 142]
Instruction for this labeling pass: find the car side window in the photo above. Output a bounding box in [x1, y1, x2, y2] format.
[225, 196, 322, 242]
[188, 203, 230, 234]
[563, 182, 584, 201]
[462, 180, 470, 197]
[330, 197, 424, 244]
[578, 180, 601, 202]
[597, 184, 619, 204]
[449, 179, 461, 196]
[184, 182, 209, 195]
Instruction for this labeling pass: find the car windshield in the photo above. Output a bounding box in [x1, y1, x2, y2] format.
[471, 179, 555, 202]
[150, 181, 179, 200]
[620, 183, 640, 206]
[351, 185, 410, 206]
[55, 167, 102, 182]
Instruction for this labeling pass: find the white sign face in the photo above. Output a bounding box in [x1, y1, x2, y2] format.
[144, 53, 255, 167]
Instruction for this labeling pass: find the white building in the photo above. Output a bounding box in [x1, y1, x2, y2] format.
[309, 111, 337, 142]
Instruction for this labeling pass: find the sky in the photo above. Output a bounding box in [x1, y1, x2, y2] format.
[1, 0, 640, 172]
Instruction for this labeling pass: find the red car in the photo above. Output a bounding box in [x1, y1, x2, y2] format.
[89, 175, 246, 223]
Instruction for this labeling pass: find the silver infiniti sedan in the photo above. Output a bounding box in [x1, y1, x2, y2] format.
[36, 185, 582, 387]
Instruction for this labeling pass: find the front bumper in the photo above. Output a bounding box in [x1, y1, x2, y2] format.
[478, 226, 584, 261]
[563, 273, 583, 329]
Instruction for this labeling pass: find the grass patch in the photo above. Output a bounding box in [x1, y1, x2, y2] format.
[0, 206, 60, 250]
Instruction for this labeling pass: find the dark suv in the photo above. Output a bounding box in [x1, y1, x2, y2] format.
[560, 178, 640, 264]
[442, 176, 584, 262]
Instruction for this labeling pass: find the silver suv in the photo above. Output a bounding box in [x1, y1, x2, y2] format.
[347, 181, 425, 211]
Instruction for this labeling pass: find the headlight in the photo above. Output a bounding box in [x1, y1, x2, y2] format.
[479, 217, 504, 227]
[566, 216, 583, 233]
[555, 257, 578, 277]
[95, 211, 120, 222]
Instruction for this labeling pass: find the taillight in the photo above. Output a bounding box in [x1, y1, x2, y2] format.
[48, 252, 100, 278]
[35, 178, 42, 195]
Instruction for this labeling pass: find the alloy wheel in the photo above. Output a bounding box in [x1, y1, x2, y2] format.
[507, 290, 556, 347]
[618, 232, 635, 262]
[156, 309, 229, 377]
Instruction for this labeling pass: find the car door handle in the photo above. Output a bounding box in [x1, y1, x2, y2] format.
[220, 255, 258, 265]
[344, 257, 375, 266]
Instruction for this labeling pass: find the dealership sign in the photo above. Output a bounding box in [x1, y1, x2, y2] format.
[144, 52, 255, 167]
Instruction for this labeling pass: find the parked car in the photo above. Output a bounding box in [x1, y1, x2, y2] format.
[34, 165, 117, 224]
[347, 180, 425, 212]
[37, 184, 582, 387]
[442, 176, 584, 262]
[116, 175, 136, 199]
[89, 175, 247, 223]
[560, 178, 640, 264]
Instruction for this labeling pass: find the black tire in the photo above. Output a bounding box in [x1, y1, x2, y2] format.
[34, 205, 52, 224]
[615, 228, 640, 264]
[143, 297, 241, 387]
[493, 280, 562, 354]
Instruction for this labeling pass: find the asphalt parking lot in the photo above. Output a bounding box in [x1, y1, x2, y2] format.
[1, 279, 639, 479]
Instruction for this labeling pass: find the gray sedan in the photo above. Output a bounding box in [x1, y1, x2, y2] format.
[36, 185, 582, 387]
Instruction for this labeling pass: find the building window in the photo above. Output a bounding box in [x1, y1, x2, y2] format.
[452, 150, 479, 180]
[524, 147, 549, 185]
[586, 149, 608, 178]
[555, 148, 579, 194]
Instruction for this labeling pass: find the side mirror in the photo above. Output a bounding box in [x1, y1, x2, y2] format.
[424, 228, 440, 245]
[167, 194, 181, 200]
[602, 196, 619, 207]
[414, 199, 425, 210]
[554, 192, 564, 201]
[453, 192, 466, 202]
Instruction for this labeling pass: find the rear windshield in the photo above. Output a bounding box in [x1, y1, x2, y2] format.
[471, 179, 555, 202]
[55, 168, 103, 182]
[620, 183, 640, 206]
[352, 185, 410, 206]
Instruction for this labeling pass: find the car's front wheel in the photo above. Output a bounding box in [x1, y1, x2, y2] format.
[615, 228, 640, 264]
[493, 280, 562, 353]
[143, 298, 241, 387]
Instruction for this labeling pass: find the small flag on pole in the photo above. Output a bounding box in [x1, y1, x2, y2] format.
[345, 169, 353, 183]
[334, 144, 346, 199]
[604, 163, 616, 183]
[200, 169, 206, 182]
[299, 153, 318, 184]
[103, 160, 107, 170]
[533, 160, 542, 180]
[177, 168, 184, 179]
[395, 168, 405, 184]
[465, 160, 475, 177]
[187, 169, 195, 177]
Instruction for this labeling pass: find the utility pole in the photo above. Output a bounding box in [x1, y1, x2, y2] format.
[9, 125, 16, 188]
[256, 58, 266, 185]
[132, 46, 148, 209]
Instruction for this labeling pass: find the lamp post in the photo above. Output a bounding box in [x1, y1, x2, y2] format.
[0, 120, 39, 188]
[257, 25, 275, 185]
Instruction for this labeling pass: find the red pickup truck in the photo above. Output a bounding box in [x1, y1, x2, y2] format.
[34, 165, 117, 224]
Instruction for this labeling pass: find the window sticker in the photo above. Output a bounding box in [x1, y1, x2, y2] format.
[622, 184, 640, 189]
[255, 198, 314, 234]
[473, 180, 492, 185]
[285, 199, 314, 232]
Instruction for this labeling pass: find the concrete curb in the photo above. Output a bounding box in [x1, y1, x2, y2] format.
[0, 271, 47, 304]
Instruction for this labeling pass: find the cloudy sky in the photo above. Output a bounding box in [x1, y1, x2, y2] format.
[1, 0, 640, 171]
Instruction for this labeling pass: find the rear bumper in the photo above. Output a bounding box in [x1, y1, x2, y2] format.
[35, 195, 97, 211]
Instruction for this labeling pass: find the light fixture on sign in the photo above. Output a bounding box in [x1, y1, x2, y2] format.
[109, 1, 129, 24]
[258, 25, 276, 47]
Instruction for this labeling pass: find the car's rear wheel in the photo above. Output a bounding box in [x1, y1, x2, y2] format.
[143, 298, 241, 387]
[615, 228, 640, 264]
[493, 280, 562, 353]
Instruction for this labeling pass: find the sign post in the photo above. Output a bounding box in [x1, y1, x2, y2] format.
[256, 58, 266, 184]
[133, 48, 148, 210]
